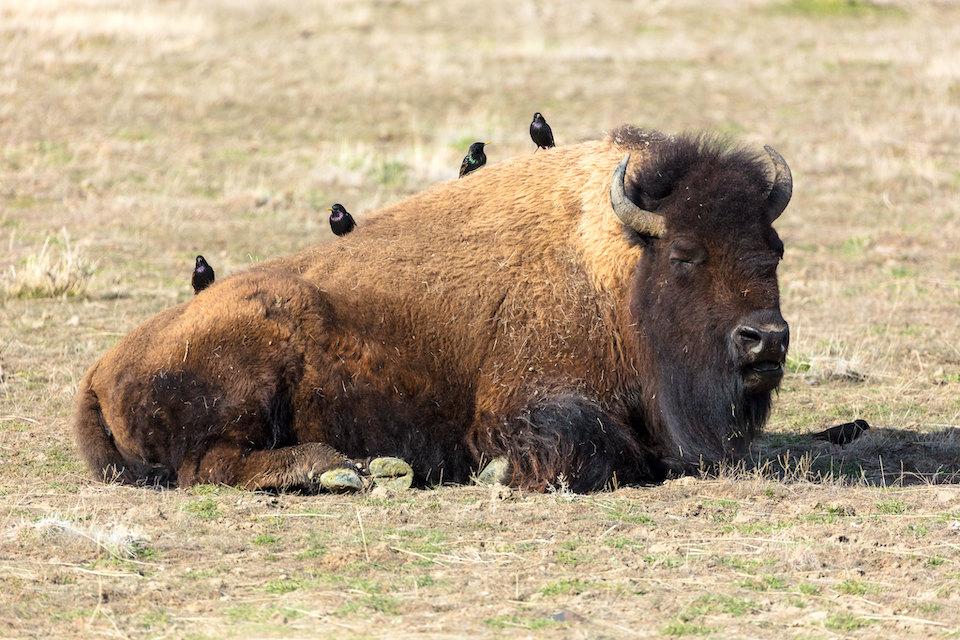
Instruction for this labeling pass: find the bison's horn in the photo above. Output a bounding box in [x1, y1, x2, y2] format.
[764, 145, 792, 221]
[610, 154, 666, 237]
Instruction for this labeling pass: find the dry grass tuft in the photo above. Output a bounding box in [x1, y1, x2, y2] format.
[29, 516, 151, 560]
[2, 229, 97, 300]
[802, 355, 868, 384]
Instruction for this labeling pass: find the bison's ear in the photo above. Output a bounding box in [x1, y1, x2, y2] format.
[763, 145, 792, 222]
[610, 154, 666, 238]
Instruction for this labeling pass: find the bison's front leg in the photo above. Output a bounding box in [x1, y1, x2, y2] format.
[470, 395, 665, 492]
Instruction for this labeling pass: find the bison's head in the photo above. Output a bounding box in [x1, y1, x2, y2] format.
[611, 133, 792, 465]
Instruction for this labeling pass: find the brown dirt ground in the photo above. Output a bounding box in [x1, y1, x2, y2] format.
[2, 0, 960, 637]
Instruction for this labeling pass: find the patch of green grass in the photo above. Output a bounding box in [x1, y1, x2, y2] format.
[681, 594, 757, 620]
[36, 448, 85, 474]
[371, 160, 408, 187]
[414, 574, 436, 588]
[116, 127, 154, 142]
[604, 535, 644, 549]
[225, 604, 305, 624]
[5, 194, 43, 210]
[49, 608, 95, 622]
[252, 533, 279, 546]
[182, 497, 222, 521]
[396, 528, 446, 554]
[927, 556, 946, 568]
[715, 555, 765, 574]
[541, 578, 591, 597]
[336, 593, 401, 616]
[725, 519, 790, 535]
[483, 614, 560, 631]
[644, 553, 685, 569]
[890, 265, 914, 278]
[916, 601, 942, 614]
[838, 236, 870, 258]
[602, 503, 656, 526]
[836, 579, 876, 595]
[739, 575, 788, 591]
[773, 0, 905, 18]
[35, 140, 73, 166]
[296, 532, 327, 560]
[184, 568, 218, 581]
[189, 484, 223, 496]
[876, 499, 907, 515]
[661, 620, 715, 636]
[786, 355, 812, 374]
[798, 582, 821, 595]
[264, 577, 310, 594]
[139, 609, 171, 629]
[555, 540, 585, 566]
[825, 612, 872, 631]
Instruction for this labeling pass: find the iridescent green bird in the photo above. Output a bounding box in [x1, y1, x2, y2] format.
[459, 142, 488, 178]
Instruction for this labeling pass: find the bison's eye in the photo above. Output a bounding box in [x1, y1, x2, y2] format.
[669, 240, 705, 268]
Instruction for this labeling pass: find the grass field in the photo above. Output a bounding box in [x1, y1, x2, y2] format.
[2, 0, 960, 637]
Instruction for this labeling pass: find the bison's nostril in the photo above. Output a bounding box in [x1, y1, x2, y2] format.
[735, 326, 763, 352]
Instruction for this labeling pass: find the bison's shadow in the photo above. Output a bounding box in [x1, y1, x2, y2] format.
[743, 427, 960, 486]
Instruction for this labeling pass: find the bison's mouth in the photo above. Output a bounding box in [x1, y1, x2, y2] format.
[742, 360, 784, 393]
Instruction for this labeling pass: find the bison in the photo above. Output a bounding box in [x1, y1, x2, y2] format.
[74, 125, 792, 493]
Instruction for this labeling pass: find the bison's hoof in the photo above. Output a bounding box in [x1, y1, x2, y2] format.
[476, 457, 509, 485]
[368, 457, 414, 491]
[319, 467, 364, 492]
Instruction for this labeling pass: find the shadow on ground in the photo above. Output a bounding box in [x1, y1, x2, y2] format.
[746, 427, 960, 486]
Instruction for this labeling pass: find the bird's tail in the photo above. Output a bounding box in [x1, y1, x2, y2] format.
[73, 370, 139, 485]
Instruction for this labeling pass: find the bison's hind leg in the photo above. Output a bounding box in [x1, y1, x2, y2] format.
[177, 441, 358, 493]
[177, 441, 415, 494]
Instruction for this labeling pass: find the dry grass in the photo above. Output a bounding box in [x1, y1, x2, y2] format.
[2, 0, 960, 637]
[1, 229, 97, 300]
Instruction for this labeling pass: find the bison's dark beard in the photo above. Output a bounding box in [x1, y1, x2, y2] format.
[649, 353, 773, 471]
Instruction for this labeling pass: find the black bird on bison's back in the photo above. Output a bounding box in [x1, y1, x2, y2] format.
[329, 203, 356, 237]
[812, 419, 870, 446]
[529, 112, 555, 151]
[191, 255, 214, 294]
[459, 142, 488, 178]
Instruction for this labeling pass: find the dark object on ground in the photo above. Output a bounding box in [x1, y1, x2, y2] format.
[191, 255, 214, 294]
[329, 203, 356, 237]
[459, 141, 487, 178]
[812, 419, 870, 445]
[530, 112, 555, 150]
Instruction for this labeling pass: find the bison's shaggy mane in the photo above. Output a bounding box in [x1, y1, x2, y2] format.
[614, 126, 776, 228]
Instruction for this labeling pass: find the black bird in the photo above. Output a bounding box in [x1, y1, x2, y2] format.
[812, 419, 870, 446]
[329, 203, 356, 237]
[191, 255, 214, 294]
[529, 112, 555, 151]
[459, 142, 488, 178]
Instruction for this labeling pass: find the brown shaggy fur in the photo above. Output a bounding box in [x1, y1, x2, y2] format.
[74, 125, 790, 493]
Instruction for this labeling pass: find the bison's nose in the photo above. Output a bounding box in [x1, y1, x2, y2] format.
[732, 313, 789, 393]
[732, 314, 789, 364]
